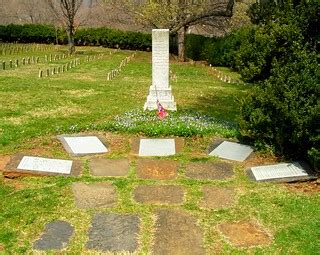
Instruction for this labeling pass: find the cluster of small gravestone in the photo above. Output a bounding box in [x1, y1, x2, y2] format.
[210, 66, 241, 84]
[38, 53, 107, 78]
[3, 135, 284, 253]
[1, 56, 40, 70]
[0, 43, 58, 56]
[107, 52, 136, 81]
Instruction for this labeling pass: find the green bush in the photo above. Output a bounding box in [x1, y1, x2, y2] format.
[239, 49, 320, 171]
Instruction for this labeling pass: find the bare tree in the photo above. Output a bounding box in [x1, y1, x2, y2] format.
[104, 0, 235, 61]
[47, 0, 84, 54]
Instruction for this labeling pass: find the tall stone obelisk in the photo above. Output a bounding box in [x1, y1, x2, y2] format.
[144, 29, 177, 110]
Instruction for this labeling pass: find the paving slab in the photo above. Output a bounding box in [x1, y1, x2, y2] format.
[217, 220, 271, 247]
[249, 162, 314, 182]
[57, 134, 108, 156]
[136, 159, 178, 180]
[3, 154, 81, 178]
[185, 161, 234, 180]
[131, 137, 184, 155]
[89, 158, 129, 177]
[209, 141, 253, 162]
[139, 138, 175, 156]
[86, 213, 140, 253]
[153, 209, 205, 255]
[133, 185, 184, 205]
[199, 186, 236, 209]
[72, 182, 117, 209]
[33, 220, 74, 251]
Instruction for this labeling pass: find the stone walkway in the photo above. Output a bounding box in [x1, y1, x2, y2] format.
[1, 136, 275, 253]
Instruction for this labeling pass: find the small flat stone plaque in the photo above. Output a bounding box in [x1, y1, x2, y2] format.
[209, 141, 253, 162]
[17, 156, 72, 174]
[250, 162, 309, 182]
[139, 139, 175, 156]
[59, 136, 108, 156]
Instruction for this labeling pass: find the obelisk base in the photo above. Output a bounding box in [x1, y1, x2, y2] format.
[144, 85, 177, 111]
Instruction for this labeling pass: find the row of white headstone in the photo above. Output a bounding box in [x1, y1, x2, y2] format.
[106, 52, 136, 81]
[2, 56, 40, 70]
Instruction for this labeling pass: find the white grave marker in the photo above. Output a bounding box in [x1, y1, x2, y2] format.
[139, 139, 175, 156]
[144, 29, 177, 110]
[250, 162, 309, 181]
[62, 136, 108, 155]
[209, 141, 253, 162]
[17, 156, 72, 174]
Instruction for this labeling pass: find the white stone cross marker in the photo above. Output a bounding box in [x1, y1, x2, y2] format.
[144, 29, 177, 111]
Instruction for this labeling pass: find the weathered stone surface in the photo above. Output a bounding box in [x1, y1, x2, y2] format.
[136, 159, 178, 180]
[199, 186, 236, 209]
[185, 161, 234, 180]
[86, 213, 140, 253]
[3, 154, 81, 178]
[89, 158, 129, 177]
[57, 135, 108, 156]
[131, 137, 184, 155]
[139, 139, 175, 156]
[218, 220, 272, 247]
[153, 209, 205, 255]
[209, 141, 253, 162]
[33, 220, 74, 251]
[72, 182, 117, 209]
[133, 185, 184, 205]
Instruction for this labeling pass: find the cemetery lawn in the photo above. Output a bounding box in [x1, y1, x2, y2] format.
[0, 45, 319, 254]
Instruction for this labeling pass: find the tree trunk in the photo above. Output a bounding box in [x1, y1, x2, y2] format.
[177, 26, 186, 62]
[66, 27, 75, 54]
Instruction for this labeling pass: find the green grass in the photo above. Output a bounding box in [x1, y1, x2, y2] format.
[0, 44, 319, 254]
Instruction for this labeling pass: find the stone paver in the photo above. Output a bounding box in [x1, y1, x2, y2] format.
[89, 158, 129, 177]
[58, 135, 108, 156]
[72, 182, 117, 209]
[136, 159, 178, 180]
[133, 185, 184, 205]
[139, 139, 176, 156]
[209, 141, 253, 162]
[33, 220, 74, 251]
[199, 186, 236, 209]
[153, 209, 205, 255]
[185, 161, 234, 180]
[218, 220, 272, 247]
[3, 154, 81, 178]
[86, 213, 140, 253]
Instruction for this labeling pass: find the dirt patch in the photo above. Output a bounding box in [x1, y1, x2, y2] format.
[136, 159, 179, 180]
[72, 182, 117, 209]
[0, 156, 10, 171]
[284, 179, 320, 194]
[89, 158, 129, 177]
[241, 154, 279, 169]
[185, 161, 234, 180]
[153, 209, 205, 255]
[133, 185, 184, 205]
[217, 220, 272, 248]
[199, 186, 236, 210]
[0, 243, 4, 252]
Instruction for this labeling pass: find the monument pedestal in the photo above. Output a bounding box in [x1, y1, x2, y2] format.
[144, 29, 177, 111]
[144, 85, 177, 110]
